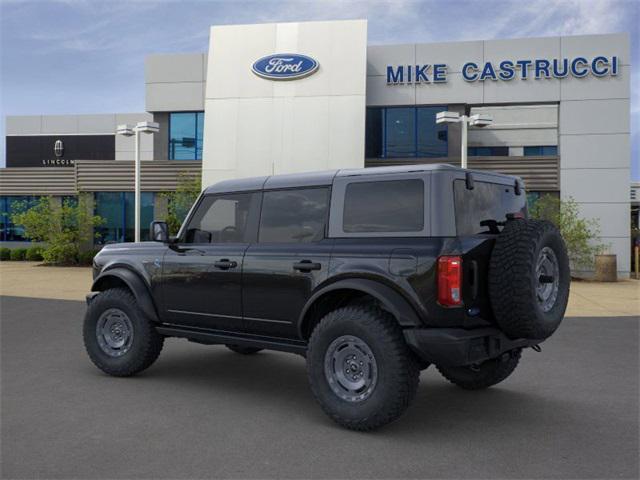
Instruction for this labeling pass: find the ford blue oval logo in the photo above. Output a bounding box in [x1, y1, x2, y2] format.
[252, 53, 319, 80]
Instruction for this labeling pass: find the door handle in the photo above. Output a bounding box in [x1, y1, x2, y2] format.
[214, 259, 238, 270]
[293, 260, 321, 272]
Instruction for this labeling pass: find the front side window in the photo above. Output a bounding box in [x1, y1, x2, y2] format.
[169, 112, 204, 160]
[259, 188, 329, 243]
[184, 193, 256, 244]
[343, 179, 424, 233]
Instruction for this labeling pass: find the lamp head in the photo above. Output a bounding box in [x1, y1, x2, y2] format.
[436, 111, 461, 124]
[116, 124, 135, 137]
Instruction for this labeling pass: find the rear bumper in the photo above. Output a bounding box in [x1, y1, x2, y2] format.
[404, 327, 539, 367]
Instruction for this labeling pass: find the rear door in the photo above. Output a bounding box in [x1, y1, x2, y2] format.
[241, 187, 333, 338]
[161, 192, 260, 331]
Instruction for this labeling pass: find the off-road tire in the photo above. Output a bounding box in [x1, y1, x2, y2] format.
[226, 344, 263, 355]
[83, 288, 164, 377]
[307, 305, 419, 431]
[489, 219, 570, 340]
[437, 349, 521, 390]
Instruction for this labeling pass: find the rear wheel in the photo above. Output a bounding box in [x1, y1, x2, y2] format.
[225, 344, 263, 355]
[83, 288, 164, 377]
[307, 305, 419, 431]
[436, 349, 521, 390]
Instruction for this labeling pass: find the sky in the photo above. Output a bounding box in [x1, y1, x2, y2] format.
[1, 0, 638, 179]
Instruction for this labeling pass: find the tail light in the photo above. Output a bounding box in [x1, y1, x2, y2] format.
[437, 256, 462, 307]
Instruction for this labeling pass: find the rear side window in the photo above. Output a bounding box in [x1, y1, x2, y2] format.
[343, 179, 424, 233]
[259, 188, 329, 243]
[454, 180, 527, 235]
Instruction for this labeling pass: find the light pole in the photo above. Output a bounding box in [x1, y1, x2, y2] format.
[436, 111, 492, 169]
[116, 121, 159, 242]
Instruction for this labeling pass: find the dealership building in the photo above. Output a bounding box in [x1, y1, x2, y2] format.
[0, 20, 633, 276]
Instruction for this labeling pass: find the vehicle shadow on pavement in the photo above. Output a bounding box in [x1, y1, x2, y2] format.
[117, 341, 577, 434]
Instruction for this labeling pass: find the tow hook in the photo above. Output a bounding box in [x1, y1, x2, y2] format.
[531, 344, 542, 353]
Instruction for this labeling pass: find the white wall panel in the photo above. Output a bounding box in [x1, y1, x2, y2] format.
[560, 65, 630, 101]
[560, 134, 629, 169]
[560, 99, 629, 135]
[415, 41, 483, 73]
[202, 20, 367, 185]
[366, 44, 414, 77]
[576, 202, 629, 238]
[560, 168, 629, 203]
[146, 82, 205, 112]
[415, 73, 483, 104]
[6, 116, 42, 134]
[560, 33, 630, 65]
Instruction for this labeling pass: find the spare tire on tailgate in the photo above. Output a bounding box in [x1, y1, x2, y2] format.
[489, 219, 570, 340]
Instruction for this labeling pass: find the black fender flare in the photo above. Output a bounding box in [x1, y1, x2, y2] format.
[91, 267, 159, 323]
[297, 278, 423, 337]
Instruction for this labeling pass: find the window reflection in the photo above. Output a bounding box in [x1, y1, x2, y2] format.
[365, 106, 448, 159]
[95, 192, 154, 243]
[169, 112, 204, 160]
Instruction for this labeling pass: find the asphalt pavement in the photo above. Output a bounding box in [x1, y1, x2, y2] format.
[1, 295, 638, 479]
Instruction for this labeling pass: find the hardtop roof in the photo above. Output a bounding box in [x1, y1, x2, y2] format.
[203, 163, 519, 194]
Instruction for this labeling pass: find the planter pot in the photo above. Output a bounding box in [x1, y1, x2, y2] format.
[594, 254, 617, 282]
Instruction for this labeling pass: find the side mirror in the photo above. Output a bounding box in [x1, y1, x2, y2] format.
[150, 221, 169, 243]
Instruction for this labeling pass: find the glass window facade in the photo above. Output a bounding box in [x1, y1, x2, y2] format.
[169, 112, 204, 160]
[95, 192, 154, 244]
[365, 106, 448, 158]
[0, 196, 39, 242]
[524, 146, 558, 156]
[468, 146, 510, 156]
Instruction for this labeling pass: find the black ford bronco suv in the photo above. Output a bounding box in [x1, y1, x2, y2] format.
[84, 164, 570, 431]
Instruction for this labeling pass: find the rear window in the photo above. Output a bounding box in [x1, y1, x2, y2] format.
[454, 180, 526, 235]
[343, 179, 424, 233]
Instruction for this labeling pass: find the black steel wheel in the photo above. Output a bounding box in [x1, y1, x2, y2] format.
[83, 288, 164, 377]
[307, 304, 419, 431]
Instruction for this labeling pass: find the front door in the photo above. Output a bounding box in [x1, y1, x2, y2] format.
[242, 187, 332, 338]
[161, 191, 260, 331]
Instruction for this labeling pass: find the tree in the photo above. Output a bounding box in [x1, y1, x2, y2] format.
[529, 195, 606, 271]
[11, 196, 104, 265]
[161, 173, 202, 235]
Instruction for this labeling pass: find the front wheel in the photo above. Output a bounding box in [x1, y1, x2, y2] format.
[436, 349, 521, 390]
[307, 305, 419, 431]
[83, 288, 164, 377]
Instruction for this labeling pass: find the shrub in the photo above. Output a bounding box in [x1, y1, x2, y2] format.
[11, 196, 104, 265]
[0, 247, 11, 261]
[78, 249, 100, 266]
[25, 246, 44, 261]
[10, 248, 27, 261]
[161, 172, 202, 235]
[530, 195, 606, 271]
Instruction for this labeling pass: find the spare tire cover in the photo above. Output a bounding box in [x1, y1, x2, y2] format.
[489, 219, 570, 340]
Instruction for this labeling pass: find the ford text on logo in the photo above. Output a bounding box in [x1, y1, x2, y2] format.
[252, 54, 319, 80]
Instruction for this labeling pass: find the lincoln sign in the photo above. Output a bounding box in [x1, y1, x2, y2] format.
[386, 55, 620, 84]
